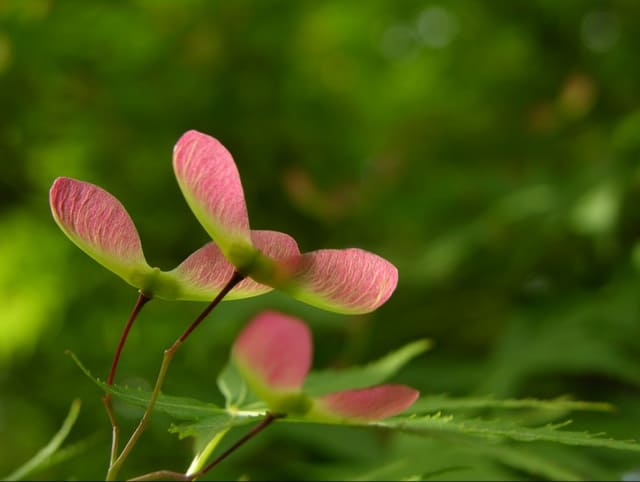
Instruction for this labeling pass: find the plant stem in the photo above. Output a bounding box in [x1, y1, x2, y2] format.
[106, 272, 245, 481]
[104, 292, 151, 467]
[127, 413, 281, 482]
[107, 292, 152, 386]
[186, 428, 229, 476]
[190, 412, 281, 479]
[128, 470, 189, 481]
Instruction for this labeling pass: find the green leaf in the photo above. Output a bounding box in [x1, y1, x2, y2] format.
[170, 412, 261, 440]
[217, 362, 260, 409]
[470, 444, 585, 481]
[3, 399, 81, 481]
[273, 412, 640, 454]
[34, 432, 102, 475]
[67, 350, 640, 456]
[373, 413, 640, 452]
[303, 339, 432, 396]
[170, 413, 236, 439]
[410, 395, 613, 414]
[411, 466, 473, 481]
[67, 350, 225, 420]
[187, 428, 231, 476]
[108, 384, 226, 420]
[353, 462, 471, 481]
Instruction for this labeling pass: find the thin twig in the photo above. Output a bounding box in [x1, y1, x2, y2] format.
[106, 272, 245, 481]
[127, 413, 282, 482]
[128, 469, 190, 481]
[191, 412, 282, 479]
[107, 292, 152, 386]
[104, 292, 151, 467]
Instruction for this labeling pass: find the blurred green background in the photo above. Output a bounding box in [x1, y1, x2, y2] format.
[2, 0, 640, 479]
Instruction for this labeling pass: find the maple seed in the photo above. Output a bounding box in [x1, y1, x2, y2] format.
[232, 310, 419, 421]
[173, 130, 399, 314]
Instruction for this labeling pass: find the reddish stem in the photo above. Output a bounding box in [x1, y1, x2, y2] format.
[127, 413, 282, 482]
[191, 412, 281, 479]
[107, 271, 245, 481]
[107, 292, 151, 385]
[103, 291, 151, 467]
[127, 470, 189, 481]
[177, 271, 245, 344]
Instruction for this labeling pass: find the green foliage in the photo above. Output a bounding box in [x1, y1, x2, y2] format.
[304, 339, 432, 396]
[70, 345, 640, 480]
[217, 362, 258, 410]
[375, 415, 640, 452]
[2, 400, 82, 481]
[410, 395, 613, 414]
[68, 350, 229, 420]
[3, 0, 640, 479]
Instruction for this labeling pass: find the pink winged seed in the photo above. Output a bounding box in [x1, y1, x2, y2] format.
[173, 130, 251, 246]
[233, 311, 312, 391]
[49, 177, 147, 267]
[318, 384, 419, 421]
[290, 249, 399, 314]
[169, 242, 241, 299]
[171, 230, 301, 300]
[251, 230, 301, 260]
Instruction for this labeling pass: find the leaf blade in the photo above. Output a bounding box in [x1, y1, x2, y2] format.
[304, 339, 431, 396]
[67, 351, 225, 420]
[409, 395, 613, 414]
[375, 414, 640, 452]
[3, 399, 82, 481]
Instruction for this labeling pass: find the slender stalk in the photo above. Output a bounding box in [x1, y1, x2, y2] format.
[128, 470, 189, 481]
[104, 400, 119, 468]
[104, 292, 151, 466]
[107, 272, 245, 481]
[127, 413, 281, 482]
[107, 292, 152, 386]
[190, 412, 281, 479]
[186, 428, 230, 476]
[175, 272, 245, 343]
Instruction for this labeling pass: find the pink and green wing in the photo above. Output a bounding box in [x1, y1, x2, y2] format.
[49, 177, 152, 288]
[232, 310, 312, 413]
[251, 230, 301, 265]
[167, 242, 241, 301]
[173, 130, 255, 268]
[168, 230, 300, 301]
[313, 384, 419, 421]
[284, 248, 399, 314]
